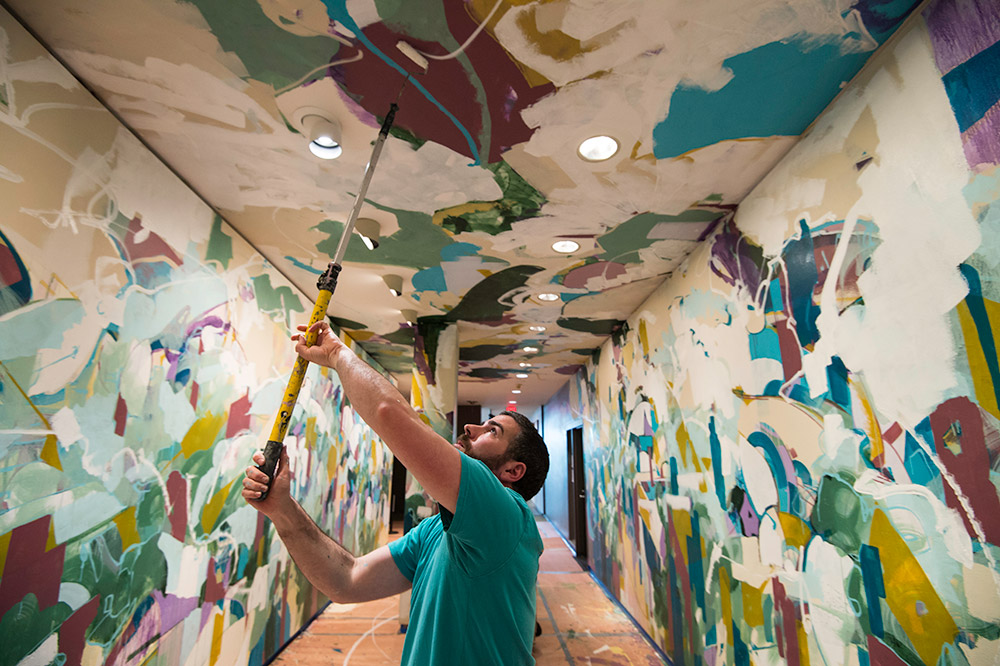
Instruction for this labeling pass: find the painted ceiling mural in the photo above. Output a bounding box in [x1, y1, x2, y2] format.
[4, 0, 923, 405]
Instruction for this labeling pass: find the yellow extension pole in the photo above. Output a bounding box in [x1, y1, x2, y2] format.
[255, 100, 400, 499]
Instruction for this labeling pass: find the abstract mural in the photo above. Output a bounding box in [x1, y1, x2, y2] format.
[1, 0, 925, 405]
[0, 10, 391, 666]
[546, 4, 1000, 665]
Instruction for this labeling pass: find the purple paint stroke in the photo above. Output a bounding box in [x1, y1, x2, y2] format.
[964, 102, 1000, 168]
[709, 223, 764, 296]
[739, 496, 761, 537]
[563, 261, 627, 289]
[923, 0, 1000, 74]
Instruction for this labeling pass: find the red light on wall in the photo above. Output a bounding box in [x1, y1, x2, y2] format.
[506, 401, 518, 412]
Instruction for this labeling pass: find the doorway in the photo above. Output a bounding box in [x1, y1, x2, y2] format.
[566, 426, 587, 559]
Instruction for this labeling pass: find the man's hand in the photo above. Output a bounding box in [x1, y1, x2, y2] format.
[293, 320, 346, 369]
[243, 447, 293, 518]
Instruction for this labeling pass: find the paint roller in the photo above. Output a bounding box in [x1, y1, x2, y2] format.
[254, 94, 402, 500]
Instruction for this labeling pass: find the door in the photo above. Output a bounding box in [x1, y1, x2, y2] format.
[566, 426, 587, 559]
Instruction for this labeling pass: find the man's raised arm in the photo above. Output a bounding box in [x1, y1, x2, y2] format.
[292, 320, 463, 513]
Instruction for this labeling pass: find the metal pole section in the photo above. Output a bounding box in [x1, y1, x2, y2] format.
[255, 103, 399, 499]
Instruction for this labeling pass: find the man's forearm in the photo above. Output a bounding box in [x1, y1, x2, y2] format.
[269, 500, 356, 601]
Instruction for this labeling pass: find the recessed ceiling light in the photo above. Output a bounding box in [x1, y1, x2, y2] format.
[516, 373, 528, 379]
[551, 240, 580, 253]
[509, 400, 517, 404]
[519, 362, 532, 367]
[537, 292, 559, 302]
[578, 135, 618, 162]
[512, 389, 521, 394]
[528, 325, 546, 332]
[523, 346, 538, 353]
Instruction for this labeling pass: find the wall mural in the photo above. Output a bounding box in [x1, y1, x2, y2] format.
[563, 4, 1000, 665]
[0, 11, 391, 666]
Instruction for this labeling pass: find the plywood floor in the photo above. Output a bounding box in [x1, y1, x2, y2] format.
[271, 514, 667, 665]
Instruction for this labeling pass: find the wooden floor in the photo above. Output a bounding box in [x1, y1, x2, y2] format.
[272, 514, 666, 665]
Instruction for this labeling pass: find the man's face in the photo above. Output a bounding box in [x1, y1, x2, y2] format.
[455, 414, 519, 473]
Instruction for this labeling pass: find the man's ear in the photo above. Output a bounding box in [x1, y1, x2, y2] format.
[500, 460, 526, 485]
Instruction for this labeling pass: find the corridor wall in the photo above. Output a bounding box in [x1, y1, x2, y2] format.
[551, 3, 1000, 665]
[0, 9, 392, 666]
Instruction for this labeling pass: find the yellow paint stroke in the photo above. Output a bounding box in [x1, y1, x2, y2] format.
[113, 506, 141, 551]
[850, 376, 884, 463]
[957, 300, 1000, 421]
[742, 581, 764, 627]
[180, 412, 226, 458]
[201, 480, 236, 534]
[777, 512, 811, 550]
[0, 361, 62, 469]
[797, 618, 811, 666]
[210, 609, 224, 665]
[40, 435, 62, 470]
[0, 530, 11, 578]
[305, 417, 317, 451]
[432, 202, 496, 228]
[671, 508, 693, 566]
[720, 565, 733, 645]
[47, 518, 58, 551]
[869, 509, 958, 665]
[676, 422, 692, 467]
[639, 318, 650, 357]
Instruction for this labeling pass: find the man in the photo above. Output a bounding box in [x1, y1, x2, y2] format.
[242, 320, 550, 665]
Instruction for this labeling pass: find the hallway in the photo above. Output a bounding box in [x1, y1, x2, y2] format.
[271, 515, 667, 665]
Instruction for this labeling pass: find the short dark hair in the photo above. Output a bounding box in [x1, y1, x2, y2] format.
[500, 410, 549, 501]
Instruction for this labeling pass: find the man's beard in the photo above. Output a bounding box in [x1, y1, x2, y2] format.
[456, 433, 507, 473]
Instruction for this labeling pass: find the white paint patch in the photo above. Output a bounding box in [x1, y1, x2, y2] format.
[19, 634, 59, 666]
[50, 405, 84, 446]
[740, 25, 980, 428]
[53, 490, 125, 543]
[58, 581, 92, 610]
[739, 436, 778, 512]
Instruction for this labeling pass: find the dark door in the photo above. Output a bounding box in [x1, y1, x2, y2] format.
[567, 426, 587, 559]
[389, 456, 407, 531]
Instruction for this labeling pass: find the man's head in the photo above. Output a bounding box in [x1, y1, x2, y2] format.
[455, 411, 549, 500]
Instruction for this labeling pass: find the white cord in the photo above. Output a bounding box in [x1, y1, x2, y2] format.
[415, 0, 505, 61]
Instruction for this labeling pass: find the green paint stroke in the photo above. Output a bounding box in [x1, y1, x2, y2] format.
[188, 0, 341, 90]
[206, 214, 233, 268]
[597, 209, 722, 263]
[440, 162, 546, 236]
[444, 265, 544, 323]
[315, 206, 452, 269]
[330, 315, 366, 330]
[0, 594, 73, 666]
[557, 317, 622, 335]
[252, 274, 305, 325]
[460, 344, 515, 362]
[811, 474, 870, 554]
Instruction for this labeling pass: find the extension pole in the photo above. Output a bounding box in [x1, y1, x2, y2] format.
[256, 101, 399, 499]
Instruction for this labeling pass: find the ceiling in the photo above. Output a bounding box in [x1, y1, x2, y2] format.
[4, 0, 922, 407]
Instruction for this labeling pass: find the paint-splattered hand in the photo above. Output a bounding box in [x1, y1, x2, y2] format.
[243, 447, 291, 513]
[292, 320, 346, 369]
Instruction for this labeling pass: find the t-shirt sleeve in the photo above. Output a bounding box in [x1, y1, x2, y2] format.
[442, 453, 526, 575]
[388, 516, 428, 581]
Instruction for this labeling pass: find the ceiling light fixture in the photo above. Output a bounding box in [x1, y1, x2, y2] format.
[516, 373, 528, 379]
[512, 389, 521, 394]
[523, 346, 538, 353]
[400, 309, 417, 326]
[383, 274, 403, 297]
[355, 218, 381, 250]
[519, 362, 532, 367]
[528, 325, 546, 332]
[537, 292, 559, 302]
[578, 135, 618, 162]
[551, 239, 580, 253]
[300, 111, 343, 160]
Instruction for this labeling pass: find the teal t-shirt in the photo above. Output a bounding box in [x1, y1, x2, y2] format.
[389, 453, 543, 665]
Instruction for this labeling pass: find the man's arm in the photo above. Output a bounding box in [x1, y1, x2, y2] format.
[293, 321, 463, 512]
[243, 449, 411, 603]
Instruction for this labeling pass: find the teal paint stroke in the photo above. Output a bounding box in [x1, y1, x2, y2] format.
[319, 0, 481, 164]
[960, 263, 1000, 412]
[0, 298, 83, 359]
[653, 41, 870, 158]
